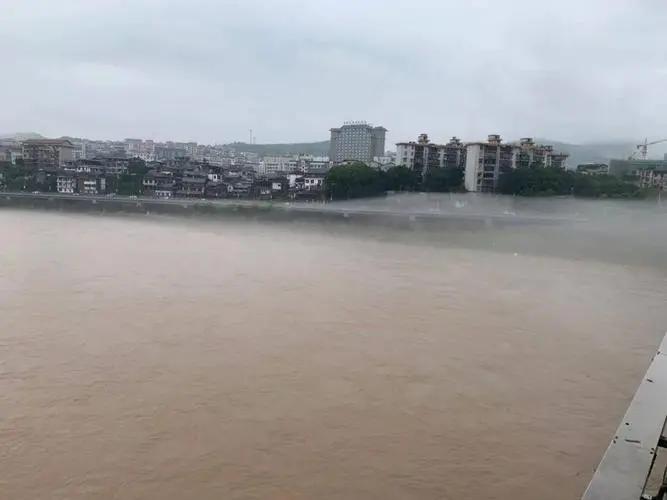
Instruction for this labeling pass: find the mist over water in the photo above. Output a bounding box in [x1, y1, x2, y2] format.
[1, 195, 666, 499]
[321, 193, 667, 268]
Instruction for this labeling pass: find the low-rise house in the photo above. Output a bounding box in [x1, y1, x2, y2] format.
[154, 146, 187, 162]
[638, 168, 667, 189]
[287, 173, 304, 189]
[100, 157, 131, 176]
[204, 181, 228, 199]
[577, 163, 609, 176]
[0, 146, 22, 165]
[146, 160, 166, 171]
[207, 172, 224, 183]
[77, 176, 105, 195]
[177, 170, 207, 197]
[256, 186, 273, 200]
[302, 157, 331, 172]
[225, 169, 244, 179]
[160, 162, 190, 177]
[143, 169, 172, 190]
[142, 169, 159, 190]
[271, 179, 286, 192]
[303, 171, 326, 190]
[64, 159, 106, 176]
[143, 170, 175, 198]
[252, 176, 287, 199]
[227, 180, 252, 197]
[57, 173, 77, 194]
[154, 184, 174, 199]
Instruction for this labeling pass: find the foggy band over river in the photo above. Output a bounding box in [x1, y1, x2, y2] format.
[1, 196, 666, 499]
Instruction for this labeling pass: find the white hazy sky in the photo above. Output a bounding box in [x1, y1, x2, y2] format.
[2, 0, 667, 146]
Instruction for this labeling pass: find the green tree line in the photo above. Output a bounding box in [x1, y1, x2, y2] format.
[498, 164, 643, 198]
[325, 162, 643, 201]
[325, 163, 464, 200]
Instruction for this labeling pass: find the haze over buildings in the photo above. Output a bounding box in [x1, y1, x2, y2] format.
[2, 0, 667, 145]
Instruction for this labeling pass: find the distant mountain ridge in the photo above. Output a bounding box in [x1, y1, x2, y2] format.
[0, 132, 44, 140]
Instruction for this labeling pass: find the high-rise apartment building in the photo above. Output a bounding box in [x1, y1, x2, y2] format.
[397, 133, 568, 192]
[464, 135, 569, 192]
[329, 122, 387, 164]
[514, 137, 568, 169]
[464, 135, 516, 193]
[395, 134, 442, 180]
[396, 135, 466, 178]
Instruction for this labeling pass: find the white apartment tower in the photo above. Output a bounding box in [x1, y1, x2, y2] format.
[464, 135, 517, 193]
[396, 135, 466, 179]
[464, 135, 569, 192]
[395, 133, 568, 192]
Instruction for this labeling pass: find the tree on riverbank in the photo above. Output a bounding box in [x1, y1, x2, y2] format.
[422, 166, 465, 193]
[498, 164, 643, 198]
[0, 162, 54, 192]
[325, 163, 385, 200]
[127, 158, 149, 177]
[103, 173, 143, 196]
[381, 165, 465, 193]
[326, 164, 466, 200]
[382, 166, 417, 192]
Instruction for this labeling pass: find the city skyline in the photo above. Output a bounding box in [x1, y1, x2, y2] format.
[4, 132, 662, 197]
[2, 1, 667, 145]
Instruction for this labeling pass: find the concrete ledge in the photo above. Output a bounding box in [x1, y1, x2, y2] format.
[581, 333, 667, 500]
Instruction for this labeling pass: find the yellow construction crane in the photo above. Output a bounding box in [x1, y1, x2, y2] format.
[630, 137, 667, 160]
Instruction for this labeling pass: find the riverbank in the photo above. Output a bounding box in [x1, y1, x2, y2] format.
[0, 192, 575, 230]
[4, 191, 667, 270]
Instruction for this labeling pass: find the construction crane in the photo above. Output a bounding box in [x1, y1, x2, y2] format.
[629, 137, 667, 160]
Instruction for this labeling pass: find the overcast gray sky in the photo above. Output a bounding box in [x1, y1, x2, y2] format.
[2, 0, 666, 146]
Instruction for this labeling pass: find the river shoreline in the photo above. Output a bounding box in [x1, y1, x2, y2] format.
[0, 192, 575, 230]
[3, 192, 667, 270]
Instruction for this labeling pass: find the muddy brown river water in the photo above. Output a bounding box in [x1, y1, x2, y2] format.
[1, 206, 665, 499]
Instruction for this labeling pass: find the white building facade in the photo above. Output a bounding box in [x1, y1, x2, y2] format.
[464, 136, 569, 192]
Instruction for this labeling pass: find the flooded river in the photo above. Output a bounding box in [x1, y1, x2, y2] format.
[1, 203, 666, 499]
